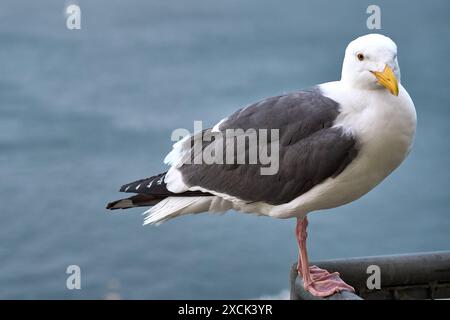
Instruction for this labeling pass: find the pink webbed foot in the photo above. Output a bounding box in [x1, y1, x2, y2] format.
[295, 217, 355, 297]
[302, 265, 355, 297]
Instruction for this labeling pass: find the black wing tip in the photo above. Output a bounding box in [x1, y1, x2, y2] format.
[106, 200, 121, 210]
[106, 198, 135, 210]
[118, 172, 167, 194]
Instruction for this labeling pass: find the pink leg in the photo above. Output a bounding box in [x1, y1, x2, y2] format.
[296, 217, 355, 297]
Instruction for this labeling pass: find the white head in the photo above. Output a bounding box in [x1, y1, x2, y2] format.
[341, 34, 400, 96]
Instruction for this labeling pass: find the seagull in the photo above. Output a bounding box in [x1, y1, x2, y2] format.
[107, 34, 417, 297]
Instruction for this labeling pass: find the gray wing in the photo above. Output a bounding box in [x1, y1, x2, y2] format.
[178, 88, 359, 205]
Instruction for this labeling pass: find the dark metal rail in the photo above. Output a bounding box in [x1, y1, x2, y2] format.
[290, 251, 450, 300]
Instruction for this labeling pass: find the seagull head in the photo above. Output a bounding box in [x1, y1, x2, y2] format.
[341, 34, 400, 96]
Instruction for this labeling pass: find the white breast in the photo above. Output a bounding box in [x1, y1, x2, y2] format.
[254, 81, 417, 219]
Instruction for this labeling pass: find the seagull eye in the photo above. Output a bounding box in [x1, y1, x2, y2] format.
[357, 53, 365, 61]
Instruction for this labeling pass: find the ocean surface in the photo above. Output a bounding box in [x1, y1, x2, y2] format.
[0, 0, 449, 299]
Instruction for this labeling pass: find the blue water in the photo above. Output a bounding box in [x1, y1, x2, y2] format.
[0, 0, 449, 299]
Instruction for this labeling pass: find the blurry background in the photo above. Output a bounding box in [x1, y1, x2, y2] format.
[0, 0, 449, 299]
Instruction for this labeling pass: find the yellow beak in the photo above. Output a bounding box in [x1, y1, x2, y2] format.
[371, 65, 399, 96]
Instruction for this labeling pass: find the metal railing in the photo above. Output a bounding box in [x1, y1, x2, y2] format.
[290, 251, 450, 300]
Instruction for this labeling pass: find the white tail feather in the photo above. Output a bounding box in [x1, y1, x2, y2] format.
[143, 197, 213, 225]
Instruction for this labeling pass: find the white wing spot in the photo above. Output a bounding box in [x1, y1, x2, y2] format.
[212, 117, 227, 132]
